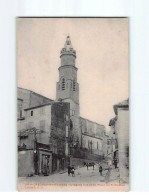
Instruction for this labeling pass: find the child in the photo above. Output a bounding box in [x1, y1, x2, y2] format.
[99, 165, 103, 176]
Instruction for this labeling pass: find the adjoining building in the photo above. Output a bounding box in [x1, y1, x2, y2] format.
[109, 99, 129, 183]
[18, 89, 70, 176]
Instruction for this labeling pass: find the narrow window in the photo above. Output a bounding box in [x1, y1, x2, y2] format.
[20, 110, 22, 118]
[66, 126, 68, 137]
[73, 80, 75, 91]
[65, 114, 69, 121]
[31, 110, 33, 116]
[62, 78, 65, 90]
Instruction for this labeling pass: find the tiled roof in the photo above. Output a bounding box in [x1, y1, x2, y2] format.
[113, 98, 129, 115]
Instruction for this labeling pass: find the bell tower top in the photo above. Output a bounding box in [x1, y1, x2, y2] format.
[60, 36, 76, 66]
[56, 35, 79, 107]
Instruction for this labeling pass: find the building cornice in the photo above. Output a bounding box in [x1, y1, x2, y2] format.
[58, 65, 78, 71]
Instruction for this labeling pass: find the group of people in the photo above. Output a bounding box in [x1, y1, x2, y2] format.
[67, 162, 114, 183]
[85, 162, 112, 184]
[68, 165, 75, 177]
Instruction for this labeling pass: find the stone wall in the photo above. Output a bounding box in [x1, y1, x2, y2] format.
[51, 102, 70, 156]
[70, 147, 103, 162]
[18, 149, 34, 177]
[116, 108, 129, 183]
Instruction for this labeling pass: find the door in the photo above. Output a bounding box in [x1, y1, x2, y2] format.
[41, 154, 50, 175]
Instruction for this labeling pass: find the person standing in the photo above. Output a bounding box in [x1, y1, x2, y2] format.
[93, 163, 94, 170]
[71, 166, 75, 177]
[105, 167, 111, 184]
[113, 159, 117, 169]
[68, 165, 71, 176]
[87, 163, 88, 170]
[99, 165, 103, 176]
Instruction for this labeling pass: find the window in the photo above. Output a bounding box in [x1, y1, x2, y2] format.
[20, 110, 22, 118]
[65, 114, 69, 122]
[62, 78, 65, 90]
[70, 110, 75, 116]
[97, 141, 99, 149]
[31, 110, 33, 116]
[73, 80, 75, 91]
[58, 84, 60, 90]
[66, 126, 68, 137]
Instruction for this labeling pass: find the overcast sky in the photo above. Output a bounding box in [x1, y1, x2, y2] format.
[17, 18, 128, 130]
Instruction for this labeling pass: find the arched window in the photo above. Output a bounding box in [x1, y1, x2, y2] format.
[73, 80, 76, 91]
[62, 78, 65, 90]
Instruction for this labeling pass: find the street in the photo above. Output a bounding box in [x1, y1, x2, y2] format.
[19, 164, 120, 184]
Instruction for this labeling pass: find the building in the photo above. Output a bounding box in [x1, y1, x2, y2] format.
[56, 36, 80, 146]
[109, 99, 129, 183]
[18, 36, 108, 176]
[56, 36, 106, 159]
[18, 88, 70, 176]
[80, 117, 106, 156]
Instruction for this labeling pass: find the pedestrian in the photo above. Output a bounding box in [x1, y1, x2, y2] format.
[93, 163, 94, 170]
[86, 163, 88, 170]
[99, 165, 103, 176]
[113, 159, 117, 169]
[71, 166, 75, 177]
[68, 165, 71, 176]
[105, 167, 111, 184]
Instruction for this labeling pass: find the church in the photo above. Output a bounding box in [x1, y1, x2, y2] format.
[17, 36, 107, 176]
[56, 36, 107, 156]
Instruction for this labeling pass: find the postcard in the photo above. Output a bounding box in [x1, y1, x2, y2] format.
[17, 17, 129, 191]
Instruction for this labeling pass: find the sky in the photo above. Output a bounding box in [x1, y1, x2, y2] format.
[17, 18, 129, 131]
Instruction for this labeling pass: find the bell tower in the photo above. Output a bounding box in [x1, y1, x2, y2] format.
[56, 36, 80, 116]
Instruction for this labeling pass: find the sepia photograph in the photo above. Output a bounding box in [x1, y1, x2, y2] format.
[17, 17, 129, 191]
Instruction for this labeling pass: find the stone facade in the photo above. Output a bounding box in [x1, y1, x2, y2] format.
[17, 88, 70, 176]
[56, 36, 106, 156]
[109, 99, 129, 183]
[18, 87, 53, 118]
[80, 117, 106, 156]
[56, 36, 80, 145]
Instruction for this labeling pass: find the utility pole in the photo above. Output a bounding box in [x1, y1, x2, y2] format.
[90, 140, 93, 154]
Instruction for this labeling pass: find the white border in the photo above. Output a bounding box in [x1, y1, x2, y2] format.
[0, 0, 149, 192]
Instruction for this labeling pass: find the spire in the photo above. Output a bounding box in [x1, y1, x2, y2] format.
[64, 36, 73, 51]
[60, 35, 76, 57]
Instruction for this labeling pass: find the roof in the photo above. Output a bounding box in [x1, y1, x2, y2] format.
[80, 116, 105, 128]
[82, 132, 103, 140]
[113, 98, 129, 115]
[109, 116, 117, 126]
[18, 87, 54, 102]
[64, 36, 73, 51]
[24, 102, 52, 111]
